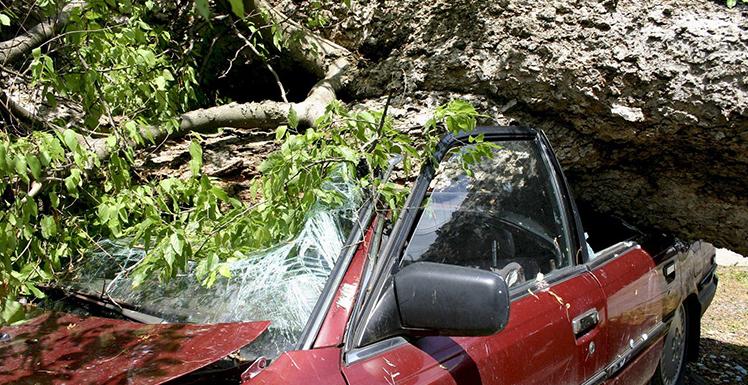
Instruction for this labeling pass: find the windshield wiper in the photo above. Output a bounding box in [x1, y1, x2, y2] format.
[41, 286, 166, 324]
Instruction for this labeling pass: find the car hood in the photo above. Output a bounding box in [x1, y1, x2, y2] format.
[0, 312, 269, 385]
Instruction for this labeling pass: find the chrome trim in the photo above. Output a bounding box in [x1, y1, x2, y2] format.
[581, 320, 669, 385]
[581, 370, 607, 385]
[296, 201, 375, 350]
[572, 308, 599, 336]
[345, 336, 408, 365]
[509, 264, 588, 301]
[587, 241, 638, 269]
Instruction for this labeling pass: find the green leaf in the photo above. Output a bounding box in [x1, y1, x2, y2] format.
[2, 299, 25, 324]
[154, 75, 166, 91]
[14, 155, 28, 182]
[0, 13, 10, 27]
[217, 263, 232, 278]
[64, 169, 81, 195]
[27, 155, 41, 180]
[162, 69, 175, 81]
[27, 284, 46, 299]
[195, 0, 211, 19]
[0, 143, 6, 172]
[49, 192, 59, 209]
[727, 0, 737, 7]
[40, 215, 57, 239]
[189, 140, 203, 176]
[288, 107, 299, 129]
[228, 0, 245, 17]
[64, 177, 77, 194]
[62, 129, 79, 151]
[276, 125, 288, 141]
[170, 232, 184, 256]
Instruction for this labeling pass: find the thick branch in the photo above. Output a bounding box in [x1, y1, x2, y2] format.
[0, 91, 38, 125]
[0, 2, 83, 65]
[92, 2, 356, 157]
[9, 1, 354, 168]
[250, 0, 351, 77]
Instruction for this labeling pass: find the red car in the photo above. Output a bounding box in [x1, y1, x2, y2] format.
[0, 126, 718, 385]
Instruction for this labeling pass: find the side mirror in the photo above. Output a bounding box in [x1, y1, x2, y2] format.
[360, 262, 510, 344]
[395, 262, 510, 336]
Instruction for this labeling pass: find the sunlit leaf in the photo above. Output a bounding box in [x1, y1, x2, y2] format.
[189, 140, 203, 176]
[228, 0, 245, 17]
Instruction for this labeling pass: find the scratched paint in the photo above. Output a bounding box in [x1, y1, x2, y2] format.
[336, 283, 357, 310]
[0, 312, 269, 385]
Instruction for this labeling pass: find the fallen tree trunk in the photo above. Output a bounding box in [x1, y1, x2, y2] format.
[327, 0, 748, 254]
[0, 2, 84, 65]
[2, 0, 353, 163]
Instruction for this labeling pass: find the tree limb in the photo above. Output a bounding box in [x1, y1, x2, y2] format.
[0, 2, 84, 65]
[249, 0, 351, 76]
[5, 0, 353, 167]
[85, 1, 355, 159]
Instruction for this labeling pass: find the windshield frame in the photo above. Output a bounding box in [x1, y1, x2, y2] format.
[294, 199, 375, 350]
[346, 126, 588, 353]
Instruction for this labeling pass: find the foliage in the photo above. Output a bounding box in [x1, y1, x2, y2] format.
[0, 0, 491, 325]
[1, 0, 217, 323]
[0, 12, 10, 29]
[28, 0, 199, 136]
[0, 130, 97, 324]
[727, 0, 748, 8]
[0, 94, 485, 324]
[98, 99, 487, 290]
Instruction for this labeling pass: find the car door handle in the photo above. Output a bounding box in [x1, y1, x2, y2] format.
[572, 309, 599, 337]
[664, 261, 676, 283]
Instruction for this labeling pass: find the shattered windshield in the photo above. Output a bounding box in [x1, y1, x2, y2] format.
[55, 174, 363, 360]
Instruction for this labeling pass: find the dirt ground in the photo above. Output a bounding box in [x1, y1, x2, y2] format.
[685, 267, 748, 385]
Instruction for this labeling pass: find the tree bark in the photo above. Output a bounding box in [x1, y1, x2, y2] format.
[0, 2, 83, 65]
[331, 0, 748, 254]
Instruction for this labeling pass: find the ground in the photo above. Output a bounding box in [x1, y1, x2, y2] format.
[686, 266, 748, 385]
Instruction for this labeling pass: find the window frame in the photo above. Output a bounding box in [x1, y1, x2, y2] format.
[400, 138, 574, 274]
[344, 126, 590, 359]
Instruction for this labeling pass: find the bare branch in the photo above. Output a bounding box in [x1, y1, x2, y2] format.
[0, 1, 85, 65]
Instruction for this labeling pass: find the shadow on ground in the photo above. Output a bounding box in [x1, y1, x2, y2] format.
[685, 337, 748, 384]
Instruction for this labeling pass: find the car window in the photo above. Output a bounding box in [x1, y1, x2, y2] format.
[399, 140, 572, 287]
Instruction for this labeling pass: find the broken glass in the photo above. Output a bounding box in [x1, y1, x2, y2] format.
[60, 171, 363, 360]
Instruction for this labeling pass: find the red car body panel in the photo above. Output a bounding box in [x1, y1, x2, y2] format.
[342, 270, 608, 385]
[246, 348, 346, 385]
[313, 221, 375, 348]
[589, 247, 665, 375]
[0, 312, 269, 385]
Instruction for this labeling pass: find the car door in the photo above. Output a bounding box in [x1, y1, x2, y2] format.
[586, 243, 668, 383]
[342, 270, 607, 385]
[342, 129, 609, 385]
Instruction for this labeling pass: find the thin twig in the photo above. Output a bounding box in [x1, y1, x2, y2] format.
[231, 25, 288, 103]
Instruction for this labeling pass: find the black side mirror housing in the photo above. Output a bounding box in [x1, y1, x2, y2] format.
[360, 262, 510, 345]
[395, 262, 510, 335]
